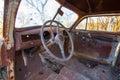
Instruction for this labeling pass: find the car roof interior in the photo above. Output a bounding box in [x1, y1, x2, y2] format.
[57, 0, 120, 15]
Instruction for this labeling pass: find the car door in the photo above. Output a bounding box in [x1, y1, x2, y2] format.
[71, 16, 120, 65]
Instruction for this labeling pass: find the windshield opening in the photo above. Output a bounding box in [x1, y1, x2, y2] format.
[15, 0, 78, 28]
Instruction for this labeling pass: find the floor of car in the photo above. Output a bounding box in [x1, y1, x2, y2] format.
[15, 51, 118, 80]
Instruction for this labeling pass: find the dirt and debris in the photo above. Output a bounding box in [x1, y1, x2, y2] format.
[0, 44, 119, 80]
[15, 52, 120, 80]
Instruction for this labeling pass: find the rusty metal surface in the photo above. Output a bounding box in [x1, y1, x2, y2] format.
[15, 51, 57, 80]
[3, 0, 21, 80]
[14, 27, 59, 51]
[15, 28, 42, 50]
[63, 0, 120, 13]
[4, 0, 20, 49]
[1, 43, 7, 66]
[46, 67, 90, 80]
[71, 30, 120, 66]
[58, 67, 90, 80]
[15, 51, 115, 80]
[72, 32, 112, 59]
[64, 57, 113, 80]
[7, 58, 15, 80]
[2, 0, 120, 80]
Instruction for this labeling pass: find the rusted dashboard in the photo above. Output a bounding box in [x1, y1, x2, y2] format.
[15, 27, 51, 51]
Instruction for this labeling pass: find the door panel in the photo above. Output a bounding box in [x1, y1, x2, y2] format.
[71, 30, 118, 63]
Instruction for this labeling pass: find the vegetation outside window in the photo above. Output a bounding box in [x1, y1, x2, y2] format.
[0, 0, 4, 39]
[76, 16, 120, 32]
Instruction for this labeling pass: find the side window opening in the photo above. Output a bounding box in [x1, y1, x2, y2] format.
[76, 16, 120, 32]
[75, 18, 87, 30]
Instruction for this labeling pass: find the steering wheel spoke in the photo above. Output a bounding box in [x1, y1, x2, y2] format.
[56, 23, 60, 34]
[61, 50, 66, 59]
[46, 38, 55, 46]
[59, 43, 66, 59]
[55, 38, 65, 57]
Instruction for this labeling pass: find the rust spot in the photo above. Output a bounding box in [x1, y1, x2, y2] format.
[10, 76, 14, 79]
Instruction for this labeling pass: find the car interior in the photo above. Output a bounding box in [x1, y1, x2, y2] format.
[2, 0, 120, 80]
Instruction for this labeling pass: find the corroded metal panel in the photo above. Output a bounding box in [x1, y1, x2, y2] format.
[3, 0, 21, 80]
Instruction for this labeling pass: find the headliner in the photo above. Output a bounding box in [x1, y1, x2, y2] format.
[58, 0, 120, 15]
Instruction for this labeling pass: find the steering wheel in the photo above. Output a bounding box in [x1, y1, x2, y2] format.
[40, 20, 74, 61]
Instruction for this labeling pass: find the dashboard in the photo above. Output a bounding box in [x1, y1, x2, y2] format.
[15, 27, 51, 51]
